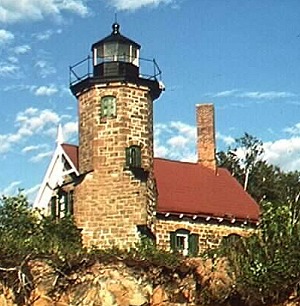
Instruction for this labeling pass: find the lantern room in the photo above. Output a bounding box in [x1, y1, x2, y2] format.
[91, 22, 141, 79]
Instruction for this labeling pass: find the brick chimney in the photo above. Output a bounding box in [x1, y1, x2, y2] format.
[196, 103, 216, 172]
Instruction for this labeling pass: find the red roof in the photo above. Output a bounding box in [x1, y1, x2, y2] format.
[62, 144, 79, 170]
[154, 158, 259, 222]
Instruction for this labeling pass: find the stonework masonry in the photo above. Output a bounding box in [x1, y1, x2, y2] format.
[196, 104, 216, 172]
[74, 82, 156, 248]
[155, 218, 254, 252]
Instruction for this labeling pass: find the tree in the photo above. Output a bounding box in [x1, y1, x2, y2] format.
[214, 200, 300, 305]
[215, 133, 300, 305]
[217, 133, 282, 204]
[0, 193, 83, 265]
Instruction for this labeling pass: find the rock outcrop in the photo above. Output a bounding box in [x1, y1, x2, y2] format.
[0, 258, 298, 306]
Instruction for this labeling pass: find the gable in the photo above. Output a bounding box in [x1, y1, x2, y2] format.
[33, 143, 79, 210]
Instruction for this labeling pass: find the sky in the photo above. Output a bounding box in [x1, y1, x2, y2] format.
[1, 0, 300, 202]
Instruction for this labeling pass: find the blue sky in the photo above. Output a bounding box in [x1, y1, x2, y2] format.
[1, 0, 300, 201]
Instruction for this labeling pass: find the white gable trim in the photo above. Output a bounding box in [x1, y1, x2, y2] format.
[33, 143, 79, 211]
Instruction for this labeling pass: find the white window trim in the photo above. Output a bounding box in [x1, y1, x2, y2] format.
[176, 233, 189, 256]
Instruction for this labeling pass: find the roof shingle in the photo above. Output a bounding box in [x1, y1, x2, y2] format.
[154, 158, 260, 222]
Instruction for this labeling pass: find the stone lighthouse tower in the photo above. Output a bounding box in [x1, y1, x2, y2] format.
[70, 23, 163, 248]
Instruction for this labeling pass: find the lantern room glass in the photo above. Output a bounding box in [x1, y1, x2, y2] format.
[94, 43, 138, 66]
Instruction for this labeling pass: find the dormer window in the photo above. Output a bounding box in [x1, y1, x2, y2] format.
[125, 145, 141, 169]
[100, 96, 116, 119]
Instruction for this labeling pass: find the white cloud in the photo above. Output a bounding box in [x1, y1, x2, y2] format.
[109, 0, 175, 11]
[0, 108, 60, 153]
[15, 108, 60, 133]
[33, 29, 62, 41]
[216, 132, 235, 147]
[0, 0, 89, 23]
[239, 91, 296, 100]
[22, 144, 48, 153]
[0, 135, 11, 153]
[284, 122, 300, 136]
[35, 60, 56, 78]
[153, 120, 300, 172]
[24, 183, 40, 204]
[154, 121, 196, 162]
[63, 121, 78, 141]
[2, 84, 67, 96]
[8, 56, 18, 63]
[0, 63, 19, 76]
[30, 151, 53, 163]
[167, 135, 189, 148]
[264, 137, 300, 172]
[209, 89, 296, 100]
[34, 85, 58, 96]
[212, 89, 239, 98]
[0, 29, 14, 44]
[14, 44, 31, 54]
[0, 181, 21, 196]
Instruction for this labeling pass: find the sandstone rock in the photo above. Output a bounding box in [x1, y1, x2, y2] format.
[151, 286, 168, 306]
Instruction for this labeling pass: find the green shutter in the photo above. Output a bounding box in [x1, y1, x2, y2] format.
[51, 196, 57, 219]
[64, 192, 68, 216]
[125, 146, 142, 169]
[125, 147, 131, 168]
[135, 147, 141, 168]
[68, 191, 74, 215]
[189, 233, 199, 256]
[170, 232, 177, 251]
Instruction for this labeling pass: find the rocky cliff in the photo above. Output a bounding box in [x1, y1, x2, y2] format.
[0, 257, 298, 306]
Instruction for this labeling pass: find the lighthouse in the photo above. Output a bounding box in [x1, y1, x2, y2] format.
[69, 23, 163, 247]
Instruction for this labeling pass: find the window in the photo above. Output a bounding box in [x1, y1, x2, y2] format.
[170, 229, 199, 256]
[50, 190, 74, 219]
[125, 145, 142, 169]
[100, 96, 116, 119]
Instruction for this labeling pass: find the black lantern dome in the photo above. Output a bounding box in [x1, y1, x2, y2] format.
[70, 23, 163, 100]
[91, 23, 141, 79]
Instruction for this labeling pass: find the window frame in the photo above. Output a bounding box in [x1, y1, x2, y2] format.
[170, 229, 199, 256]
[125, 145, 142, 169]
[100, 95, 117, 120]
[50, 190, 74, 219]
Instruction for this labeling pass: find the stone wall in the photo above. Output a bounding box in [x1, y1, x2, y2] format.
[155, 217, 254, 252]
[74, 82, 155, 248]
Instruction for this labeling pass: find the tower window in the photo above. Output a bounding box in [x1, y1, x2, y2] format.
[100, 96, 116, 119]
[170, 229, 199, 256]
[125, 145, 142, 169]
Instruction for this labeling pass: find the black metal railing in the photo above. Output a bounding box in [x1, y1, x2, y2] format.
[69, 55, 162, 87]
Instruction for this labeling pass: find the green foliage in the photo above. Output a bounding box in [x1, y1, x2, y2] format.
[0, 193, 83, 267]
[215, 133, 300, 304]
[0, 193, 41, 259]
[89, 235, 182, 268]
[211, 201, 300, 305]
[132, 235, 182, 268]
